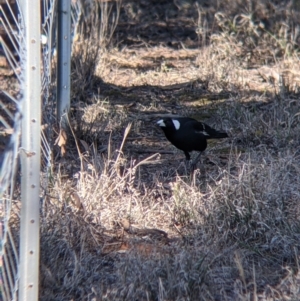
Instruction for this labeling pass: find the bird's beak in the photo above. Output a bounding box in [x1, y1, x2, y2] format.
[157, 119, 166, 127]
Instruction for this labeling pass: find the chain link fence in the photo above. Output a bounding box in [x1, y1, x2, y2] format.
[0, 0, 82, 300]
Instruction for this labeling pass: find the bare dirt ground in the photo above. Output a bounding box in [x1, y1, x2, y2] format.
[3, 0, 300, 300]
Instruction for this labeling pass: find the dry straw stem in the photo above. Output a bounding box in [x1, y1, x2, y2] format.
[114, 122, 132, 167]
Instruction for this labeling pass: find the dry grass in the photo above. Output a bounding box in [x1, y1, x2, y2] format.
[40, 0, 300, 300]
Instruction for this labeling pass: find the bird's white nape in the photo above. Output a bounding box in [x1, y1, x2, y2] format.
[172, 119, 180, 130]
[157, 119, 166, 127]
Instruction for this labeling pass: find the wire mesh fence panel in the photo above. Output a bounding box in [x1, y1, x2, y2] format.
[0, 0, 83, 300]
[41, 0, 82, 178]
[40, 0, 58, 196]
[0, 0, 23, 299]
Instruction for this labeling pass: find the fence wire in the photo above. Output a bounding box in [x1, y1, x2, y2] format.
[0, 1, 23, 299]
[0, 0, 82, 300]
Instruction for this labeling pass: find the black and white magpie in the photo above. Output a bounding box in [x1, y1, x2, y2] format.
[157, 117, 228, 170]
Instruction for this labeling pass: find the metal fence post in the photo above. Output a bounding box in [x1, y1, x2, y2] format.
[19, 0, 41, 300]
[57, 0, 71, 126]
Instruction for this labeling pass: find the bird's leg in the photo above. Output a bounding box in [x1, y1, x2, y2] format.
[185, 159, 191, 173]
[184, 151, 191, 161]
[191, 151, 202, 171]
[184, 151, 191, 173]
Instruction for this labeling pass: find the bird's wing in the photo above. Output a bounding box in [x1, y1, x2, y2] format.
[191, 121, 228, 138]
[190, 121, 211, 136]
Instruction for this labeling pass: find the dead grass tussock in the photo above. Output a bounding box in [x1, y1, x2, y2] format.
[42, 92, 300, 300]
